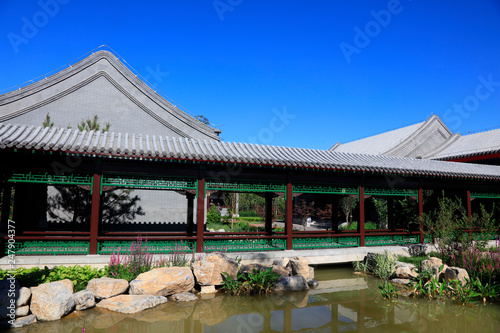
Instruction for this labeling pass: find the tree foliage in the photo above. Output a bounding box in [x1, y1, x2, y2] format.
[339, 196, 357, 225]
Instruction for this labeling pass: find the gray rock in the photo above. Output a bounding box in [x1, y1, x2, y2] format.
[17, 287, 31, 307]
[273, 276, 309, 292]
[74, 290, 96, 310]
[171, 292, 198, 302]
[271, 265, 290, 278]
[87, 277, 129, 300]
[200, 285, 217, 294]
[30, 282, 75, 321]
[15, 305, 29, 317]
[130, 267, 195, 296]
[239, 263, 271, 275]
[391, 278, 411, 285]
[96, 295, 168, 314]
[191, 253, 238, 286]
[272, 258, 290, 267]
[288, 257, 310, 279]
[5, 314, 37, 328]
[444, 267, 469, 286]
[307, 279, 319, 289]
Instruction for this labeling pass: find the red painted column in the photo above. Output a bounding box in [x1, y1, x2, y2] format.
[196, 175, 206, 253]
[286, 181, 293, 250]
[89, 174, 101, 255]
[418, 188, 424, 244]
[359, 186, 365, 247]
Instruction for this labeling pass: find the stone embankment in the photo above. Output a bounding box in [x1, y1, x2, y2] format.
[1, 253, 318, 329]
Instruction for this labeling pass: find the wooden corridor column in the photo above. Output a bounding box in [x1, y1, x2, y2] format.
[286, 181, 293, 250]
[89, 174, 102, 255]
[265, 192, 273, 235]
[196, 173, 206, 253]
[358, 186, 365, 247]
[418, 188, 424, 244]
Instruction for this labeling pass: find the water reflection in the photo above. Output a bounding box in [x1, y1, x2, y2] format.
[10, 265, 500, 333]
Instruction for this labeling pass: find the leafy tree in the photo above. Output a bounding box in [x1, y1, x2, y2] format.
[223, 192, 238, 228]
[254, 196, 284, 222]
[340, 196, 357, 225]
[42, 113, 54, 128]
[372, 197, 388, 229]
[78, 115, 110, 132]
[194, 115, 210, 125]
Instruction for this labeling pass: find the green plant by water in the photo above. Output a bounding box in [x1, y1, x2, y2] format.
[221, 268, 280, 295]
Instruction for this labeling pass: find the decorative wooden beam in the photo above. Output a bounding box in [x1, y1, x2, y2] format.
[418, 188, 424, 244]
[265, 192, 273, 235]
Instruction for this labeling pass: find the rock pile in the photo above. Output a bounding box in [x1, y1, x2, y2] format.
[1, 253, 318, 329]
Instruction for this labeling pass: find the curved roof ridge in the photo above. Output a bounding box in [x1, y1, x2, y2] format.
[0, 49, 220, 140]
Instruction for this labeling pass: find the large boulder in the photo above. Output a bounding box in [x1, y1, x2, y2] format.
[192, 253, 238, 286]
[421, 257, 448, 281]
[30, 282, 75, 321]
[272, 258, 290, 268]
[129, 267, 195, 296]
[273, 276, 309, 292]
[87, 277, 129, 300]
[444, 267, 470, 286]
[288, 257, 310, 279]
[394, 262, 418, 279]
[56, 279, 74, 294]
[73, 290, 96, 310]
[271, 265, 290, 279]
[96, 295, 168, 314]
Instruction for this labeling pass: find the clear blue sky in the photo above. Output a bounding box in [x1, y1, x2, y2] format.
[1, 0, 499, 149]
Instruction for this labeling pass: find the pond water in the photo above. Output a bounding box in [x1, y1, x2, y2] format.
[10, 264, 500, 333]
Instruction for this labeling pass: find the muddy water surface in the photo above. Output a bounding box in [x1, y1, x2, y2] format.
[10, 264, 500, 333]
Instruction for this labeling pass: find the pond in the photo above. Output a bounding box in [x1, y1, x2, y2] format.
[9, 264, 500, 333]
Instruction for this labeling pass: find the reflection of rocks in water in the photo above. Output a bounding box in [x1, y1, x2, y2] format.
[268, 291, 309, 308]
[192, 295, 230, 325]
[135, 302, 195, 323]
[90, 307, 128, 329]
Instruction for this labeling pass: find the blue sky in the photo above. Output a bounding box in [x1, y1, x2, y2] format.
[1, 0, 499, 149]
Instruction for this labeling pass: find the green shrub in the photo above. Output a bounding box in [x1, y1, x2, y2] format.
[0, 265, 106, 292]
[339, 221, 377, 231]
[207, 205, 222, 224]
[239, 210, 259, 217]
[221, 268, 280, 295]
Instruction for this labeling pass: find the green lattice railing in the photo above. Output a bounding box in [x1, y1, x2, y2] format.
[293, 183, 358, 195]
[364, 187, 418, 197]
[470, 192, 500, 199]
[472, 232, 499, 241]
[292, 236, 360, 250]
[97, 240, 196, 254]
[203, 238, 286, 252]
[8, 173, 92, 186]
[205, 180, 286, 193]
[6, 241, 89, 255]
[102, 175, 197, 194]
[365, 235, 419, 246]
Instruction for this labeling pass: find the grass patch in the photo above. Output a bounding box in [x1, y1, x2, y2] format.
[397, 255, 427, 268]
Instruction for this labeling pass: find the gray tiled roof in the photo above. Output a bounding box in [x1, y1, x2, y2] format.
[1, 123, 500, 180]
[428, 128, 500, 160]
[330, 121, 425, 155]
